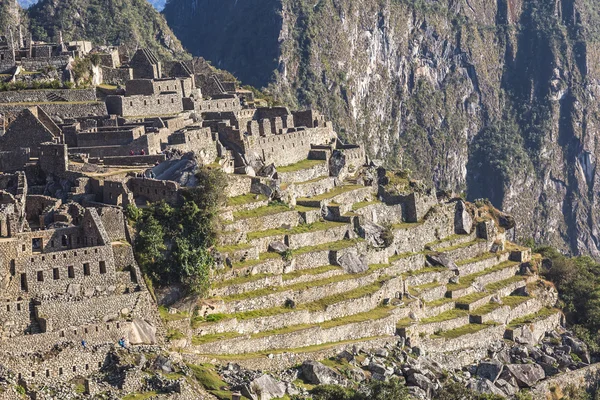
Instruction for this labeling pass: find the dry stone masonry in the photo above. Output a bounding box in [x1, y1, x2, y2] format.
[0, 23, 584, 399]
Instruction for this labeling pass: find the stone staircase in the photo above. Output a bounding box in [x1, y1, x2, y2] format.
[164, 162, 550, 369]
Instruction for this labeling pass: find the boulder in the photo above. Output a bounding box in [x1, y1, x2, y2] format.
[563, 335, 591, 363]
[268, 241, 289, 254]
[426, 253, 458, 272]
[337, 252, 368, 274]
[504, 364, 545, 388]
[406, 372, 435, 395]
[476, 360, 504, 382]
[128, 318, 157, 345]
[329, 150, 347, 177]
[241, 374, 286, 400]
[454, 200, 473, 234]
[361, 221, 389, 248]
[368, 361, 387, 375]
[512, 325, 536, 345]
[469, 378, 505, 397]
[301, 360, 344, 385]
[495, 378, 519, 397]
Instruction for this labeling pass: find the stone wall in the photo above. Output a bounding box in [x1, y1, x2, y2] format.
[101, 66, 133, 85]
[532, 363, 600, 398]
[0, 89, 97, 104]
[192, 314, 396, 355]
[105, 94, 183, 117]
[277, 161, 329, 183]
[0, 102, 107, 119]
[96, 206, 127, 242]
[126, 178, 180, 205]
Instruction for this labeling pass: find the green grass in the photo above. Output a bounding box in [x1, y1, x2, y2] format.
[401, 265, 447, 278]
[202, 336, 388, 361]
[293, 238, 362, 256]
[470, 302, 502, 316]
[420, 309, 468, 324]
[277, 159, 325, 173]
[297, 185, 363, 202]
[233, 203, 291, 219]
[507, 307, 559, 329]
[446, 261, 519, 291]
[296, 176, 329, 185]
[187, 364, 250, 400]
[282, 265, 340, 281]
[455, 291, 489, 305]
[227, 193, 267, 206]
[391, 220, 424, 230]
[425, 234, 464, 249]
[456, 251, 502, 266]
[485, 275, 526, 292]
[435, 239, 484, 253]
[295, 205, 320, 212]
[431, 323, 496, 339]
[122, 392, 159, 400]
[158, 306, 188, 322]
[396, 317, 413, 328]
[426, 297, 455, 307]
[389, 252, 418, 262]
[222, 265, 382, 302]
[192, 331, 242, 346]
[166, 328, 185, 341]
[246, 221, 347, 240]
[470, 296, 531, 317]
[352, 200, 380, 210]
[212, 273, 274, 289]
[230, 252, 281, 270]
[215, 243, 253, 253]
[501, 295, 531, 307]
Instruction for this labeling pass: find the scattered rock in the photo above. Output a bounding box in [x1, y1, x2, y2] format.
[504, 364, 545, 388]
[241, 374, 286, 400]
[268, 241, 289, 254]
[301, 361, 344, 385]
[337, 252, 368, 274]
[128, 318, 157, 345]
[476, 360, 503, 382]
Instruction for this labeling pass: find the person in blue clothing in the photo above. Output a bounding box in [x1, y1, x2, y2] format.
[81, 339, 87, 349]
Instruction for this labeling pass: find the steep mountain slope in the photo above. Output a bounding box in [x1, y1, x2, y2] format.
[0, 0, 25, 33]
[164, 0, 600, 259]
[28, 0, 187, 59]
[19, 0, 166, 10]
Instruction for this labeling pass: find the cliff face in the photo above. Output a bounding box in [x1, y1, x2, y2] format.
[27, 0, 188, 59]
[171, 0, 600, 259]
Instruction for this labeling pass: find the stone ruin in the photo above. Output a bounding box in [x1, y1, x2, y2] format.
[0, 38, 573, 399]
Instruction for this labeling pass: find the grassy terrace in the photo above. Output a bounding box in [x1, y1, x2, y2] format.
[233, 203, 291, 219]
[293, 238, 363, 256]
[420, 309, 468, 324]
[401, 265, 447, 278]
[282, 265, 341, 281]
[471, 296, 530, 316]
[435, 238, 485, 253]
[201, 336, 388, 361]
[425, 234, 466, 249]
[296, 176, 330, 185]
[431, 323, 497, 339]
[192, 279, 391, 329]
[222, 264, 391, 302]
[389, 252, 418, 262]
[193, 307, 393, 346]
[295, 205, 320, 212]
[226, 193, 267, 206]
[352, 200, 380, 211]
[278, 159, 325, 173]
[297, 185, 363, 202]
[391, 221, 424, 230]
[507, 307, 559, 329]
[246, 220, 347, 240]
[485, 275, 526, 292]
[456, 251, 503, 266]
[446, 261, 519, 291]
[212, 272, 274, 289]
[230, 252, 281, 270]
[214, 243, 252, 253]
[455, 291, 489, 306]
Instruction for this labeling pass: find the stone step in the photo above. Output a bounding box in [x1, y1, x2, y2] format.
[277, 159, 329, 184]
[222, 204, 299, 233]
[504, 307, 562, 343]
[220, 263, 404, 314]
[247, 220, 350, 252]
[426, 233, 477, 252]
[397, 309, 470, 338]
[296, 185, 373, 209]
[195, 277, 405, 337]
[287, 176, 336, 199]
[445, 260, 520, 299]
[225, 193, 269, 213]
[470, 296, 540, 324]
[454, 251, 511, 276]
[408, 282, 447, 303]
[433, 239, 490, 263]
[214, 243, 259, 264]
[402, 266, 453, 288]
[217, 252, 284, 281]
[190, 307, 398, 355]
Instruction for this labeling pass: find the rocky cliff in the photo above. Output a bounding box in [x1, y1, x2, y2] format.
[163, 0, 600, 259]
[27, 0, 187, 59]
